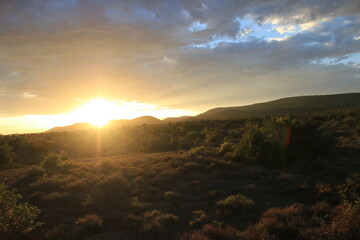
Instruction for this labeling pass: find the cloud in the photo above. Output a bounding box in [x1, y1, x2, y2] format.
[189, 21, 207, 32]
[267, 36, 290, 42]
[23, 92, 38, 98]
[0, 0, 359, 116]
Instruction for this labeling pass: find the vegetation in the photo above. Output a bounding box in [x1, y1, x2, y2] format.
[75, 214, 103, 236]
[40, 153, 63, 173]
[216, 194, 254, 215]
[2, 108, 355, 166]
[339, 173, 360, 206]
[0, 107, 359, 239]
[0, 184, 42, 236]
[0, 144, 14, 169]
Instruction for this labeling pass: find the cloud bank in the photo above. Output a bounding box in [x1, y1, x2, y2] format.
[0, 0, 359, 116]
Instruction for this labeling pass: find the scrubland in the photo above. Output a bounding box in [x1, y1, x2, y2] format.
[0, 108, 359, 239]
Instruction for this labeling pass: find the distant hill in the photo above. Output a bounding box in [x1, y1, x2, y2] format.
[163, 116, 193, 122]
[46, 116, 161, 133]
[109, 116, 162, 128]
[46, 93, 360, 132]
[193, 93, 360, 120]
[46, 122, 95, 133]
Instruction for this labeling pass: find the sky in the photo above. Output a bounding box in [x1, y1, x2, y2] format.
[0, 0, 360, 134]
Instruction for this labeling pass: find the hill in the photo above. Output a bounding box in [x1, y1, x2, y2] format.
[163, 116, 193, 122]
[46, 116, 161, 133]
[46, 122, 95, 133]
[193, 92, 360, 120]
[109, 116, 162, 128]
[46, 93, 360, 132]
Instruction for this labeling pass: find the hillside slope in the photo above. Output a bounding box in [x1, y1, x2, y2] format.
[194, 93, 360, 120]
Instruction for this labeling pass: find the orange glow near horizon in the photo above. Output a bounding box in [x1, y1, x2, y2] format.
[0, 98, 198, 134]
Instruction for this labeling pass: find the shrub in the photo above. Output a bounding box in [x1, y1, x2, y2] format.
[238, 202, 360, 240]
[188, 146, 208, 158]
[286, 120, 335, 162]
[40, 153, 62, 172]
[217, 141, 234, 155]
[95, 174, 130, 201]
[326, 204, 360, 240]
[142, 209, 179, 237]
[0, 144, 14, 169]
[311, 201, 331, 217]
[239, 204, 306, 240]
[182, 224, 238, 240]
[75, 214, 103, 236]
[135, 186, 163, 202]
[28, 175, 62, 193]
[134, 175, 145, 186]
[164, 191, 181, 202]
[339, 173, 360, 206]
[207, 190, 224, 200]
[16, 167, 45, 188]
[25, 167, 45, 182]
[0, 184, 42, 235]
[355, 125, 360, 137]
[233, 129, 286, 167]
[314, 183, 334, 195]
[130, 197, 146, 214]
[42, 191, 82, 215]
[233, 130, 265, 160]
[189, 210, 210, 228]
[119, 214, 143, 231]
[216, 194, 254, 216]
[157, 212, 179, 228]
[99, 159, 114, 174]
[42, 224, 69, 240]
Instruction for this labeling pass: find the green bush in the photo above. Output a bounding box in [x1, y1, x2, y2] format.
[40, 153, 62, 172]
[217, 141, 234, 155]
[188, 146, 209, 158]
[0, 184, 42, 235]
[216, 194, 254, 215]
[233, 129, 286, 166]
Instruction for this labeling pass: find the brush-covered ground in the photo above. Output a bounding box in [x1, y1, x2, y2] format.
[0, 108, 359, 240]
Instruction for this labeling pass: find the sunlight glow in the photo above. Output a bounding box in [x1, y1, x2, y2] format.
[73, 99, 119, 127]
[0, 98, 198, 134]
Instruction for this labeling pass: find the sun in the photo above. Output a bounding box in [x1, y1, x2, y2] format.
[73, 99, 120, 127]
